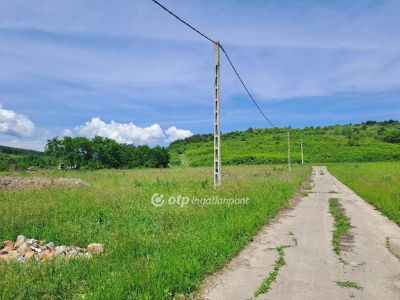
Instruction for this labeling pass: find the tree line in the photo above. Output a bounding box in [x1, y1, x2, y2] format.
[45, 136, 170, 169]
[0, 136, 170, 171]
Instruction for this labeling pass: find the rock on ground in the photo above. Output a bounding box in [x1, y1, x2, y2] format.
[0, 235, 103, 262]
[0, 176, 88, 191]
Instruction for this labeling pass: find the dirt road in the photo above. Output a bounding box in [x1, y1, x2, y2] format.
[200, 166, 400, 300]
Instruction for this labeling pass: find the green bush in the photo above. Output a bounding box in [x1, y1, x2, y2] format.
[382, 129, 400, 144]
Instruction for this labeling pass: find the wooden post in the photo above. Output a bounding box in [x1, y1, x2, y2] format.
[214, 42, 221, 188]
[301, 141, 304, 164]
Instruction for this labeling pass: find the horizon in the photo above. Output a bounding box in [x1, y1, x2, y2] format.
[3, 118, 399, 152]
[1, 0, 399, 151]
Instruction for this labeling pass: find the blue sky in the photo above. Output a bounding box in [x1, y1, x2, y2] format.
[0, 0, 399, 150]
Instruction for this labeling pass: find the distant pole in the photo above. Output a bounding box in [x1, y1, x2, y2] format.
[288, 130, 291, 172]
[214, 42, 221, 188]
[301, 140, 304, 165]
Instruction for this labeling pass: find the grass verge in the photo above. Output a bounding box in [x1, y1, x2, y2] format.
[328, 162, 400, 225]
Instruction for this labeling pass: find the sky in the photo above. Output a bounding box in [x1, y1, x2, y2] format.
[0, 0, 399, 151]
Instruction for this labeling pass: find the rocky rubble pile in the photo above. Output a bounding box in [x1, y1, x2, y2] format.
[0, 176, 88, 191]
[0, 235, 104, 262]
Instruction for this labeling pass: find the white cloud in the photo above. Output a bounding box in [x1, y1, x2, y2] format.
[0, 106, 35, 137]
[62, 128, 73, 136]
[165, 126, 193, 143]
[73, 117, 193, 145]
[76, 117, 164, 145]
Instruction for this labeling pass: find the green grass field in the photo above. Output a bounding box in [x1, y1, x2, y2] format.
[0, 165, 309, 299]
[169, 122, 400, 167]
[328, 162, 400, 225]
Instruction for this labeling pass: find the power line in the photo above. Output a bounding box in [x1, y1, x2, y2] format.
[151, 0, 275, 127]
[151, 0, 217, 45]
[220, 46, 275, 127]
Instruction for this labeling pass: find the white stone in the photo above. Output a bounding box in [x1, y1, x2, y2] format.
[87, 243, 104, 255]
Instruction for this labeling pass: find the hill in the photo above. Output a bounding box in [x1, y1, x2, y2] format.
[168, 120, 400, 167]
[0, 145, 48, 171]
[0, 145, 42, 156]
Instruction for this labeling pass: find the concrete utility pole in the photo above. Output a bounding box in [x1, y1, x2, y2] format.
[301, 140, 304, 165]
[288, 130, 292, 172]
[214, 42, 221, 188]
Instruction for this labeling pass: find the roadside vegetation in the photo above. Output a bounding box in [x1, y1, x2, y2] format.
[169, 120, 400, 166]
[255, 245, 286, 296]
[329, 198, 351, 255]
[328, 162, 400, 225]
[0, 165, 309, 299]
[255, 232, 298, 297]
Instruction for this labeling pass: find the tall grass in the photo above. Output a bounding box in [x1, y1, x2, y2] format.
[0, 165, 309, 299]
[328, 162, 400, 225]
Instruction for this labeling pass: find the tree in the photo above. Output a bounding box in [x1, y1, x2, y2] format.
[383, 129, 400, 144]
[44, 136, 170, 169]
[45, 137, 64, 158]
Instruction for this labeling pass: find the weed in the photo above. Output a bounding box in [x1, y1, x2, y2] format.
[329, 198, 351, 255]
[301, 191, 309, 197]
[255, 232, 298, 296]
[335, 281, 363, 290]
[255, 246, 286, 296]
